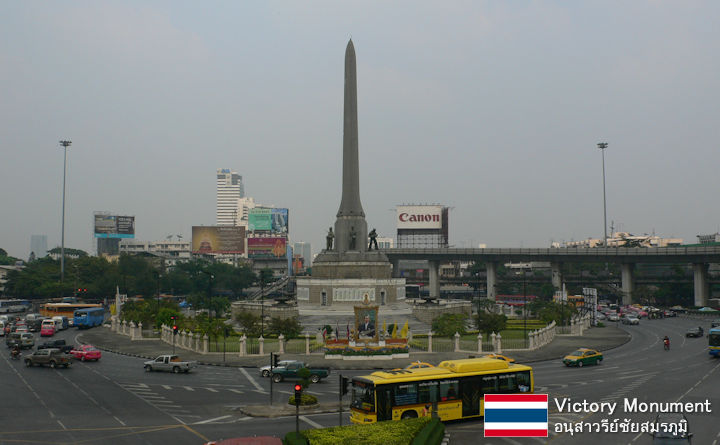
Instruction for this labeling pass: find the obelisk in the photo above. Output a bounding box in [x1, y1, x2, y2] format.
[333, 39, 367, 253]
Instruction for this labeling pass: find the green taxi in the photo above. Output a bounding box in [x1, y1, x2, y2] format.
[563, 348, 603, 367]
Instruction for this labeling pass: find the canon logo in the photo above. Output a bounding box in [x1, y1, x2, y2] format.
[399, 213, 440, 222]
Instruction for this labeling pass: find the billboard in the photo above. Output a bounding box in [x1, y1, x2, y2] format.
[94, 214, 135, 238]
[248, 237, 287, 259]
[248, 208, 289, 233]
[396, 205, 443, 229]
[192, 226, 246, 254]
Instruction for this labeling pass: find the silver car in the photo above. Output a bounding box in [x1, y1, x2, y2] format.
[259, 360, 298, 377]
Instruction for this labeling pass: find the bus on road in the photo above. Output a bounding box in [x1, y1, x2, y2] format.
[350, 357, 534, 424]
[73, 307, 105, 329]
[709, 327, 720, 358]
[41, 303, 102, 321]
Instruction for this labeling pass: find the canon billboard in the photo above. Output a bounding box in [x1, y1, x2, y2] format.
[396, 205, 443, 229]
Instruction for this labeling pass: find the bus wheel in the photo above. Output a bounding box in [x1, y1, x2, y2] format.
[401, 410, 418, 420]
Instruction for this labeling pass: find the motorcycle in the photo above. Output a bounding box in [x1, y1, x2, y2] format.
[663, 339, 670, 351]
[10, 349, 20, 360]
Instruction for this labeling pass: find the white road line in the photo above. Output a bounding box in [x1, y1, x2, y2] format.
[300, 415, 324, 429]
[239, 367, 265, 392]
[228, 389, 244, 394]
[194, 415, 233, 424]
[183, 386, 195, 391]
[113, 416, 126, 426]
[162, 385, 172, 390]
[57, 420, 66, 430]
[204, 388, 218, 392]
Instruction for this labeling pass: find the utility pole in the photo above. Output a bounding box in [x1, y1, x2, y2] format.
[59, 140, 72, 283]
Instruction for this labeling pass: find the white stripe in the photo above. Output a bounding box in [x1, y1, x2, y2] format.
[485, 422, 548, 430]
[485, 402, 548, 409]
[194, 415, 233, 424]
[299, 415, 324, 429]
[239, 367, 265, 392]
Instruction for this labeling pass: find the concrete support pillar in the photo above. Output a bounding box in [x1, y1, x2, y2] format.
[491, 332, 496, 351]
[477, 333, 483, 353]
[258, 336, 264, 356]
[551, 262, 563, 290]
[428, 260, 440, 298]
[240, 335, 247, 357]
[202, 334, 209, 354]
[621, 263, 634, 305]
[427, 331, 433, 353]
[496, 333, 502, 354]
[390, 259, 400, 278]
[278, 334, 285, 354]
[486, 262, 498, 301]
[454, 332, 460, 352]
[305, 333, 310, 355]
[693, 263, 709, 307]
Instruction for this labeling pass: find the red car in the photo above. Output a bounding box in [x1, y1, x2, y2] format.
[70, 344, 102, 361]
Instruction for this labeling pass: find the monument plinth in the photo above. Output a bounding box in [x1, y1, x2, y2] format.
[296, 40, 404, 306]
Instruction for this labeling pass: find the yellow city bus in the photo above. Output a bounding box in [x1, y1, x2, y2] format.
[40, 303, 102, 320]
[350, 358, 534, 424]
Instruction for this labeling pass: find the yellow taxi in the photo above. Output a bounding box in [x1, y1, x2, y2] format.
[485, 353, 516, 363]
[563, 348, 603, 367]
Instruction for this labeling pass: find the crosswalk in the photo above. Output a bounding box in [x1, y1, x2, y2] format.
[120, 381, 341, 397]
[120, 382, 198, 419]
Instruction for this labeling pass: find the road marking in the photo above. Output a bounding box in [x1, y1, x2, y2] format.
[57, 420, 66, 430]
[162, 385, 172, 390]
[183, 386, 195, 391]
[204, 387, 218, 392]
[228, 389, 244, 394]
[194, 415, 233, 424]
[300, 415, 324, 429]
[113, 416, 126, 426]
[239, 367, 265, 392]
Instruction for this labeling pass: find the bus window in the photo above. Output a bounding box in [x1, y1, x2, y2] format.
[517, 371, 532, 392]
[394, 384, 419, 406]
[351, 382, 375, 412]
[482, 375, 498, 393]
[439, 380, 459, 401]
[498, 373, 517, 393]
[418, 381, 438, 404]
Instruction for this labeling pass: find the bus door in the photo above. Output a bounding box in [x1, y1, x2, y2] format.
[460, 377, 482, 417]
[376, 386, 393, 421]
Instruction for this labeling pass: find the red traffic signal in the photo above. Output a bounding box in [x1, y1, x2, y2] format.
[172, 325, 178, 335]
[294, 384, 302, 406]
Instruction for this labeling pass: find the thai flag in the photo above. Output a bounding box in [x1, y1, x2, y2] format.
[484, 394, 548, 437]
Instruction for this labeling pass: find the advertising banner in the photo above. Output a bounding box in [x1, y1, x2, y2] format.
[248, 208, 272, 231]
[247, 237, 286, 258]
[271, 208, 289, 234]
[192, 226, 246, 254]
[94, 215, 135, 238]
[396, 205, 443, 229]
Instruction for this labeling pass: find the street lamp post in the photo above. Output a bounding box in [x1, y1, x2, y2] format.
[523, 269, 528, 348]
[59, 140, 72, 283]
[597, 142, 609, 247]
[156, 272, 162, 327]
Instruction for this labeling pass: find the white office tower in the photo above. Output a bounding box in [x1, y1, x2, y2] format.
[30, 235, 48, 258]
[235, 197, 257, 228]
[216, 169, 245, 225]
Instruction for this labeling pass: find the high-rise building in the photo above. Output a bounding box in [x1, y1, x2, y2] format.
[30, 235, 48, 258]
[293, 242, 312, 265]
[217, 169, 245, 225]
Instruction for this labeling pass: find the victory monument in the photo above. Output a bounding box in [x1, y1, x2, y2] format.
[296, 40, 405, 307]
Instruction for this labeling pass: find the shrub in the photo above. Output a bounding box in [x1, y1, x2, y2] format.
[301, 417, 430, 445]
[289, 393, 318, 406]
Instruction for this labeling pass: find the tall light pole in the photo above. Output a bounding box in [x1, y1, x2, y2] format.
[59, 140, 72, 283]
[597, 142, 609, 247]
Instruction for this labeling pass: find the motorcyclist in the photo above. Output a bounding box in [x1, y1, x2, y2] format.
[11, 344, 20, 359]
[663, 336, 670, 350]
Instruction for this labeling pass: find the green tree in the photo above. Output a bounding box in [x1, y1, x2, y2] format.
[476, 311, 507, 337]
[431, 313, 468, 338]
[235, 311, 261, 337]
[268, 317, 303, 339]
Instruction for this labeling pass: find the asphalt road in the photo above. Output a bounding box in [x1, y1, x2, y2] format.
[1, 317, 718, 445]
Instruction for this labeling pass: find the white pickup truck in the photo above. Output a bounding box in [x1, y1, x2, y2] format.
[143, 355, 197, 373]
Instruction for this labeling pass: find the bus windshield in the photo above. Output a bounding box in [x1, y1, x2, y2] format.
[351, 381, 375, 412]
[709, 332, 720, 347]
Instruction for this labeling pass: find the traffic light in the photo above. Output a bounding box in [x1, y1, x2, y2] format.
[171, 316, 178, 335]
[341, 376, 350, 396]
[272, 352, 279, 368]
[294, 384, 302, 406]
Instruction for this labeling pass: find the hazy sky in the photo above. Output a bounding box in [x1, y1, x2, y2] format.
[2, 1, 719, 260]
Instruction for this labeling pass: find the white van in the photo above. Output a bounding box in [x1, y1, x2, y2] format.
[52, 316, 68, 330]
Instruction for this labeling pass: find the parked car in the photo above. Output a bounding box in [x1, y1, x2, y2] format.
[563, 348, 603, 367]
[70, 344, 101, 361]
[37, 339, 74, 354]
[24, 348, 72, 368]
[143, 355, 197, 373]
[711, 319, 720, 328]
[686, 327, 704, 338]
[271, 361, 330, 383]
